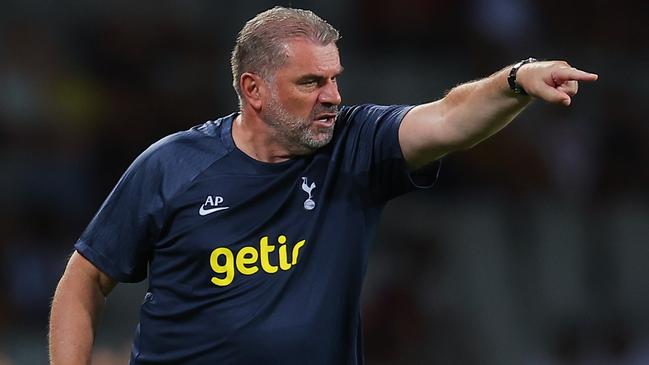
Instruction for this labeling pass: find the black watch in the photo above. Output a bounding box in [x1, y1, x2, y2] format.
[508, 57, 537, 96]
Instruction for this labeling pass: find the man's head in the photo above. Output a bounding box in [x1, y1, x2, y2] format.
[231, 7, 343, 153]
[231, 7, 340, 104]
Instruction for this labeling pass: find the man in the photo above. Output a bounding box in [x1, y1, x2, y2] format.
[49, 6, 597, 365]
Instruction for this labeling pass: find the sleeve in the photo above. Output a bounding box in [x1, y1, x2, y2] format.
[339, 104, 440, 202]
[74, 146, 166, 283]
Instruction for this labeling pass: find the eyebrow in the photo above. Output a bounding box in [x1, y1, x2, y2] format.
[296, 67, 345, 83]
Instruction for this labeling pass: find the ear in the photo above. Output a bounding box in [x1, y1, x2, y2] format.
[240, 72, 265, 110]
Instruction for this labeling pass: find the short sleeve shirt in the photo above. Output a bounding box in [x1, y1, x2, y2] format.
[75, 104, 438, 365]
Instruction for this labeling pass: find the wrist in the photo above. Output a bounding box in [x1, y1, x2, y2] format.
[507, 57, 537, 96]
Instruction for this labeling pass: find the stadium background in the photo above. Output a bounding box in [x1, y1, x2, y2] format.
[1, 0, 647, 364]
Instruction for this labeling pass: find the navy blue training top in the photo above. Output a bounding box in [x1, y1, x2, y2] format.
[75, 104, 437, 364]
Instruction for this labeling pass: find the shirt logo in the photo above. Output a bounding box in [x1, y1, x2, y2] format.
[199, 195, 229, 216]
[301, 177, 316, 210]
[209, 234, 307, 287]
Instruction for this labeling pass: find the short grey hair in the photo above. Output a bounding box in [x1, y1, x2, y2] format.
[230, 6, 340, 107]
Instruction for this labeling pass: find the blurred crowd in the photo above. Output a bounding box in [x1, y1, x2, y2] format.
[0, 0, 647, 364]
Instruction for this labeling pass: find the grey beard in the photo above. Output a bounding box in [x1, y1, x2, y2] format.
[264, 99, 337, 153]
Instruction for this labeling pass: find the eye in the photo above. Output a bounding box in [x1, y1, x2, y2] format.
[299, 78, 319, 86]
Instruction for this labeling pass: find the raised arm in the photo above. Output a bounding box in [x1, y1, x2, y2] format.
[399, 60, 598, 169]
[49, 251, 117, 365]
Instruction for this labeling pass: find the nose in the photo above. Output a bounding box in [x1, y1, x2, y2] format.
[318, 80, 342, 106]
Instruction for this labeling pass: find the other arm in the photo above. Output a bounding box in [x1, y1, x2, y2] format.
[49, 251, 117, 365]
[399, 60, 598, 169]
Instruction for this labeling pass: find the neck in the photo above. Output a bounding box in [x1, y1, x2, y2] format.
[232, 111, 295, 163]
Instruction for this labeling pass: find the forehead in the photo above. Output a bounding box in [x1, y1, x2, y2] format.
[278, 38, 342, 76]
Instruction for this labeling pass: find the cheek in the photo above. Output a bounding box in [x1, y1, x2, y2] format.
[283, 93, 318, 116]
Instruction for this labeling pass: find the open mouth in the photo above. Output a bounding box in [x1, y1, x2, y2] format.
[314, 113, 337, 127]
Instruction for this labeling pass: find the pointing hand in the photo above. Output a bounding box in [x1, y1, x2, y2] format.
[516, 61, 598, 106]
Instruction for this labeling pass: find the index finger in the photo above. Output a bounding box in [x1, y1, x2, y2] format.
[553, 67, 599, 83]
